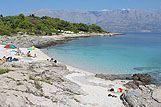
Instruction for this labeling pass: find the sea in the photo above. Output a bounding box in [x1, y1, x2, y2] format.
[45, 33, 161, 84]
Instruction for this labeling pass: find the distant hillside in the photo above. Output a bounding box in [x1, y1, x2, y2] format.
[31, 9, 161, 33]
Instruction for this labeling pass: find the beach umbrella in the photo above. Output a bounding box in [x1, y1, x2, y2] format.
[4, 44, 16, 49]
[4, 44, 10, 48]
[27, 47, 33, 51]
[10, 44, 16, 49]
[27, 46, 35, 51]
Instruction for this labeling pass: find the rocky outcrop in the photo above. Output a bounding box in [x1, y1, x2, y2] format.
[95, 73, 161, 107]
[95, 73, 152, 85]
[132, 74, 152, 85]
[0, 35, 69, 48]
[0, 33, 112, 48]
[0, 61, 85, 107]
[121, 82, 161, 107]
[95, 73, 132, 81]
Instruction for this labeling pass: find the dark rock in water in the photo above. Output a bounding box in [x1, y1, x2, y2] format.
[95, 74, 132, 81]
[133, 67, 161, 85]
[132, 74, 152, 85]
[133, 67, 144, 71]
[95, 73, 152, 85]
[133, 67, 161, 71]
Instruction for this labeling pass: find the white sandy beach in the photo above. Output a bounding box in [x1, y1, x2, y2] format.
[66, 65, 128, 107]
[0, 44, 128, 107]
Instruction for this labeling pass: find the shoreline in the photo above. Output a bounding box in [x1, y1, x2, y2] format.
[1, 33, 161, 106]
[31, 45, 130, 106]
[0, 32, 120, 49]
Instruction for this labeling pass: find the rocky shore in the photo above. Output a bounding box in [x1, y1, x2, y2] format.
[122, 83, 161, 107]
[95, 73, 161, 107]
[1, 33, 161, 107]
[0, 61, 85, 107]
[0, 33, 111, 48]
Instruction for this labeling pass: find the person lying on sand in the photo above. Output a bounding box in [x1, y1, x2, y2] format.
[6, 57, 19, 62]
[0, 56, 7, 62]
[108, 94, 117, 98]
[50, 58, 57, 63]
[27, 51, 32, 57]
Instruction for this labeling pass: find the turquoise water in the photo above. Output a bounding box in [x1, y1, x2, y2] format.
[46, 33, 161, 76]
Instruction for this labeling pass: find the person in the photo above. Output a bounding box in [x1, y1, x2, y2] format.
[2, 56, 7, 62]
[54, 60, 57, 63]
[109, 88, 114, 92]
[50, 58, 54, 62]
[49, 58, 57, 63]
[27, 51, 32, 57]
[7, 57, 12, 62]
[16, 47, 21, 55]
[108, 94, 117, 98]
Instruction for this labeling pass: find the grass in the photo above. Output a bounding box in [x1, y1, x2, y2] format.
[0, 68, 10, 75]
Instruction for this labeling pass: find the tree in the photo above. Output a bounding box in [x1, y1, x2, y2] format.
[76, 23, 89, 32]
[18, 14, 25, 20]
[29, 14, 35, 17]
[0, 14, 3, 18]
[89, 24, 105, 33]
[0, 15, 106, 35]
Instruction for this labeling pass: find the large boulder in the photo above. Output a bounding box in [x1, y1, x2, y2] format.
[121, 84, 161, 107]
[132, 74, 152, 85]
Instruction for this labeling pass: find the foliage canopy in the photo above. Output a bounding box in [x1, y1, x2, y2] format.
[0, 14, 106, 35]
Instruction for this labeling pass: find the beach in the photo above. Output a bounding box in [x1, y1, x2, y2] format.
[0, 34, 161, 107]
[0, 43, 129, 107]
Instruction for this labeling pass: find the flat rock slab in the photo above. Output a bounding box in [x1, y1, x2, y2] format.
[152, 86, 161, 103]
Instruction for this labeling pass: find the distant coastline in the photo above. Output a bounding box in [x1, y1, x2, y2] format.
[0, 32, 119, 48]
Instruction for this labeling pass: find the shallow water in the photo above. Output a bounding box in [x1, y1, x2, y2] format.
[46, 33, 161, 77]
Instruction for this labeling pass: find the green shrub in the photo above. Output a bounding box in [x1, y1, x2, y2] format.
[0, 68, 10, 74]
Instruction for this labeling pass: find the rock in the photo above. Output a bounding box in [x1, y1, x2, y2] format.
[0, 61, 84, 107]
[0, 35, 66, 48]
[95, 73, 132, 81]
[124, 81, 139, 89]
[152, 86, 161, 103]
[132, 74, 152, 85]
[121, 84, 161, 107]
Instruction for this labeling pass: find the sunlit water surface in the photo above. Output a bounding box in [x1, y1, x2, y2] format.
[44, 33, 161, 84]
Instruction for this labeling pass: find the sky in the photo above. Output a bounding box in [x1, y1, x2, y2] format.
[0, 0, 161, 15]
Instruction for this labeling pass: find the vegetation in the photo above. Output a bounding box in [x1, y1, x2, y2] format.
[0, 14, 106, 35]
[29, 75, 52, 85]
[0, 68, 10, 74]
